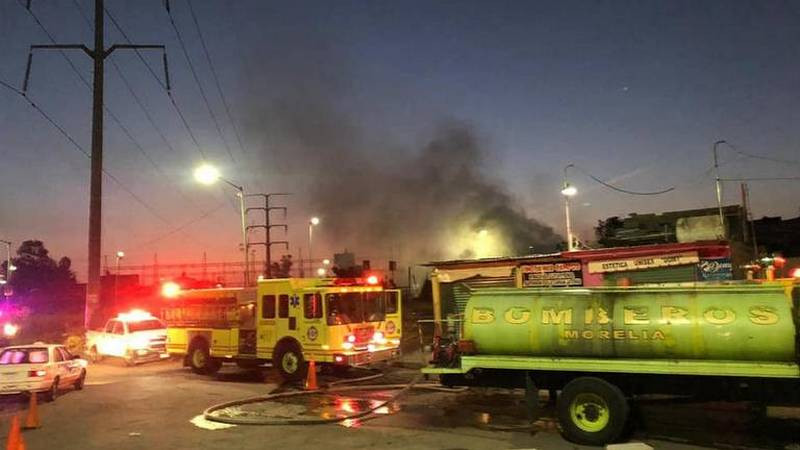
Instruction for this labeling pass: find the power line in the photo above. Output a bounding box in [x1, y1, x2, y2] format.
[164, 0, 237, 164]
[721, 177, 800, 181]
[1, 79, 89, 158]
[99, 2, 238, 214]
[185, 0, 249, 163]
[131, 201, 228, 250]
[571, 164, 675, 196]
[102, 6, 167, 90]
[102, 3, 209, 163]
[719, 141, 800, 167]
[0, 78, 168, 223]
[17, 1, 172, 183]
[71, 0, 207, 212]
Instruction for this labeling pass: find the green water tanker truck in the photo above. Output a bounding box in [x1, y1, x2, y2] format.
[422, 281, 800, 445]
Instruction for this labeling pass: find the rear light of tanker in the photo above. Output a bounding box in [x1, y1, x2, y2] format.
[333, 354, 346, 364]
[792, 267, 800, 279]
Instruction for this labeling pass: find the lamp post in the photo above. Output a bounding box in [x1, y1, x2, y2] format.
[712, 140, 727, 231]
[194, 163, 250, 286]
[114, 250, 124, 307]
[561, 164, 578, 251]
[308, 217, 320, 277]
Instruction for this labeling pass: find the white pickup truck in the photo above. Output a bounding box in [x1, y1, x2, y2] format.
[85, 310, 169, 365]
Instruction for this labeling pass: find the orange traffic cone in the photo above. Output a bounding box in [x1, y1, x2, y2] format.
[305, 359, 318, 390]
[16, 434, 25, 450]
[6, 416, 21, 450]
[23, 393, 40, 430]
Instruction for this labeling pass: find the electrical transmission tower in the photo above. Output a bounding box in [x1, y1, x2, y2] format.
[245, 193, 290, 278]
[22, 0, 168, 328]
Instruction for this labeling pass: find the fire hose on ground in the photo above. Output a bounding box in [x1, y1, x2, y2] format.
[202, 369, 467, 426]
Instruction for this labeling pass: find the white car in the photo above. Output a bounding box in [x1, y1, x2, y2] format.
[0, 343, 87, 401]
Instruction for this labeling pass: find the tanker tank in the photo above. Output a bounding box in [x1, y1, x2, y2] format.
[463, 284, 799, 362]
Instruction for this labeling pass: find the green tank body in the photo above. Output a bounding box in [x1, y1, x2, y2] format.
[463, 284, 799, 362]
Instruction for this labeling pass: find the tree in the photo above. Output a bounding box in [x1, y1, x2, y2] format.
[7, 240, 77, 297]
[595, 216, 624, 248]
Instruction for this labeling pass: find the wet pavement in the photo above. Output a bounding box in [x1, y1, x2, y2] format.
[0, 357, 799, 449]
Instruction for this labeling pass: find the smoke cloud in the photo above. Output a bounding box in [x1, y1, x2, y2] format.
[238, 23, 561, 265]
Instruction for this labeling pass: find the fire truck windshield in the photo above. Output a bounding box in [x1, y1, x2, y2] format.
[325, 292, 387, 325]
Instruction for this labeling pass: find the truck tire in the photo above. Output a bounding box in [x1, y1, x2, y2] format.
[90, 346, 103, 363]
[188, 340, 221, 375]
[74, 370, 86, 390]
[557, 377, 629, 446]
[273, 341, 307, 382]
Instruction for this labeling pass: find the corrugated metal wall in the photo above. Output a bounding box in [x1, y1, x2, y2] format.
[444, 276, 516, 317]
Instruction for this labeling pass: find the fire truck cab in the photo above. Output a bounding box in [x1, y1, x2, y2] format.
[162, 277, 401, 380]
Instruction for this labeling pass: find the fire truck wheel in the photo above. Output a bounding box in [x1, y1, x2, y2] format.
[273, 341, 307, 381]
[557, 377, 629, 446]
[188, 340, 219, 375]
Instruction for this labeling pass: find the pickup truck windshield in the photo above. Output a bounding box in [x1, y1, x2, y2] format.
[127, 319, 166, 333]
[0, 348, 49, 364]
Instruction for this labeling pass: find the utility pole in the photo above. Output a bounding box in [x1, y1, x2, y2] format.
[23, 0, 167, 328]
[245, 193, 290, 278]
[712, 140, 727, 235]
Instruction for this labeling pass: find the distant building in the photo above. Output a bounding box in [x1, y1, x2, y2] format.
[424, 241, 732, 321]
[752, 215, 800, 257]
[594, 205, 748, 247]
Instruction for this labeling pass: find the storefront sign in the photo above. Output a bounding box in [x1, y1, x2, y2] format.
[588, 252, 699, 274]
[520, 261, 583, 287]
[699, 258, 733, 281]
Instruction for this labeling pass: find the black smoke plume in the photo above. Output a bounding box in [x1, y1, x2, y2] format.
[239, 23, 561, 264]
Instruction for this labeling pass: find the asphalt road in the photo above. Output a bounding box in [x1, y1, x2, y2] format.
[0, 358, 798, 450]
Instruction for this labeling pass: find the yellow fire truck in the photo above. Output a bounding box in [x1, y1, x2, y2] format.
[160, 277, 401, 380]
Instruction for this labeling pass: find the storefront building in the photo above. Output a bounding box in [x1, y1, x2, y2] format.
[425, 241, 732, 324]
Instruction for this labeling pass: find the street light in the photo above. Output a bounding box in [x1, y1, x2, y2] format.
[308, 217, 320, 277]
[114, 250, 124, 307]
[562, 164, 578, 252]
[194, 163, 250, 285]
[193, 164, 221, 186]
